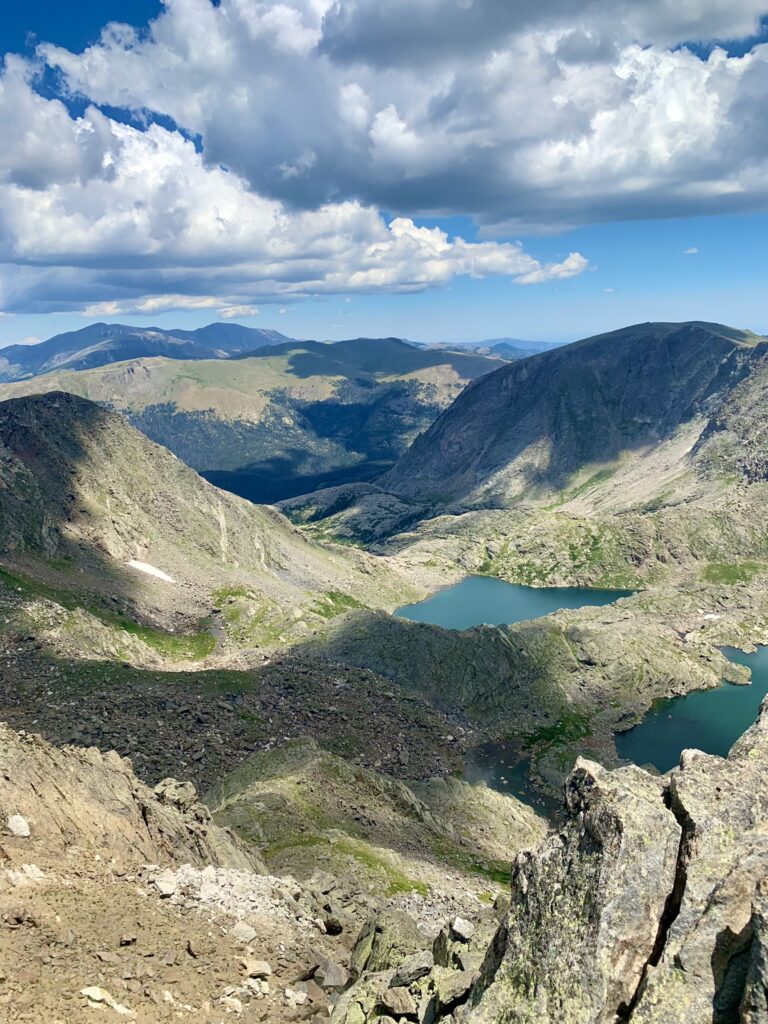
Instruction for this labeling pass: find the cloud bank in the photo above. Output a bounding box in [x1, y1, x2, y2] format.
[2, 0, 768, 314]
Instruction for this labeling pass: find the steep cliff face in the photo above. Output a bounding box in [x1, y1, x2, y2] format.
[693, 356, 768, 483]
[332, 698, 768, 1024]
[383, 322, 765, 508]
[464, 697, 768, 1023]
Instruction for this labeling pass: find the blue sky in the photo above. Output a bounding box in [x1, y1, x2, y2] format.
[1, 0, 767, 346]
[0, 1, 163, 56]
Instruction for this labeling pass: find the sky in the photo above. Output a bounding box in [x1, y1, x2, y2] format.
[0, 0, 767, 347]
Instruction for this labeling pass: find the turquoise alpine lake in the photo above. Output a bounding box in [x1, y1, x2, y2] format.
[394, 574, 633, 630]
[395, 575, 633, 814]
[615, 645, 768, 773]
[395, 578, 768, 813]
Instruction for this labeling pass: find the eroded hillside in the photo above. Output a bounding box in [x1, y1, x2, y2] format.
[0, 391, 416, 662]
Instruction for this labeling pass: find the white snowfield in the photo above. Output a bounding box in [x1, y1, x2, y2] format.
[127, 560, 175, 584]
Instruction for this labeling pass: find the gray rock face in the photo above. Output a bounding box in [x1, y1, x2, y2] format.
[628, 703, 768, 1023]
[379, 986, 417, 1017]
[391, 949, 435, 987]
[0, 724, 260, 872]
[315, 958, 349, 991]
[456, 699, 768, 1024]
[338, 698, 768, 1024]
[460, 759, 682, 1024]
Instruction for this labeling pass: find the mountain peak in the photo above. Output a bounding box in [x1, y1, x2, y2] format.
[0, 322, 297, 381]
[383, 320, 767, 507]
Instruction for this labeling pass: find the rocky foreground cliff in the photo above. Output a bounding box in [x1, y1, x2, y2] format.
[4, 698, 768, 1023]
[0, 718, 540, 1022]
[333, 697, 768, 1024]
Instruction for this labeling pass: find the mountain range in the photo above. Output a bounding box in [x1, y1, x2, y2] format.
[384, 320, 766, 506]
[286, 321, 768, 586]
[3, 318, 768, 1023]
[446, 337, 565, 359]
[0, 335, 503, 502]
[0, 321, 295, 381]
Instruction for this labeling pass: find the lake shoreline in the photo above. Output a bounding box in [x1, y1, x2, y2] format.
[616, 643, 768, 772]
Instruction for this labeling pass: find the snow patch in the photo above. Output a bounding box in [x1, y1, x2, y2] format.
[127, 560, 175, 584]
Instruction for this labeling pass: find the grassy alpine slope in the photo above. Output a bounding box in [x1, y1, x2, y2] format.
[0, 390, 419, 667]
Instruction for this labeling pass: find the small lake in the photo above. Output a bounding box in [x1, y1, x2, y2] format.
[394, 578, 768, 812]
[616, 645, 768, 773]
[463, 742, 562, 817]
[395, 575, 633, 815]
[395, 575, 633, 631]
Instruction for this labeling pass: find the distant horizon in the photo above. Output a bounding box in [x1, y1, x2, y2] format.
[1, 315, 768, 356]
[1, 316, 765, 356]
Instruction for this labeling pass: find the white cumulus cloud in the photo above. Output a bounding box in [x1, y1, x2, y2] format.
[219, 304, 261, 318]
[0, 67, 587, 314]
[2, 0, 767, 314]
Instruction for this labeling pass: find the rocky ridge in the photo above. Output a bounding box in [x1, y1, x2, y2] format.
[382, 321, 766, 508]
[206, 738, 545, 913]
[299, 581, 768, 794]
[334, 696, 768, 1024]
[0, 717, 543, 1022]
[0, 723, 256, 874]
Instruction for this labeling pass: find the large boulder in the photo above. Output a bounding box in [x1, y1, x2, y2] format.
[350, 909, 428, 978]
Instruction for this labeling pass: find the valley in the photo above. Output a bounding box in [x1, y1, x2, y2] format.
[0, 336, 503, 504]
[4, 320, 768, 1022]
[5, 0, 768, 1016]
